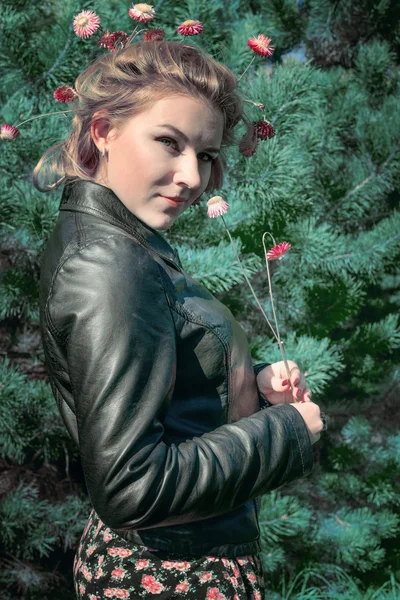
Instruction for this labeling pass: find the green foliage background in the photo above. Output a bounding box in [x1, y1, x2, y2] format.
[1, 0, 400, 598]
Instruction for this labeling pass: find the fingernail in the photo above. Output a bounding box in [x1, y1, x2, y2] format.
[294, 377, 300, 387]
[296, 389, 302, 398]
[282, 379, 289, 386]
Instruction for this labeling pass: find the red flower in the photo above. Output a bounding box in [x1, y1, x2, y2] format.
[73, 10, 101, 39]
[143, 28, 165, 41]
[239, 125, 258, 157]
[107, 31, 130, 52]
[266, 242, 291, 260]
[128, 3, 155, 22]
[1, 124, 20, 140]
[248, 34, 274, 57]
[53, 85, 77, 103]
[177, 19, 203, 36]
[254, 120, 275, 140]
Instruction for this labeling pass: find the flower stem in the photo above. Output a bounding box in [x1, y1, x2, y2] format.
[221, 216, 279, 343]
[262, 232, 292, 382]
[15, 110, 74, 128]
[237, 55, 256, 83]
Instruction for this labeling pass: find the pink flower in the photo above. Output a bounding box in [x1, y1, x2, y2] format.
[53, 85, 77, 103]
[175, 581, 190, 592]
[161, 560, 178, 569]
[114, 590, 130, 599]
[73, 10, 101, 39]
[111, 568, 126, 579]
[79, 583, 86, 594]
[251, 592, 262, 600]
[86, 544, 97, 556]
[232, 566, 240, 578]
[237, 558, 248, 565]
[207, 196, 229, 218]
[135, 558, 150, 569]
[206, 588, 227, 600]
[99, 31, 130, 52]
[177, 19, 203, 36]
[107, 547, 120, 556]
[95, 567, 104, 579]
[199, 571, 213, 582]
[248, 571, 257, 583]
[103, 528, 113, 542]
[221, 558, 231, 568]
[254, 120, 275, 140]
[141, 575, 165, 593]
[128, 3, 156, 22]
[1, 124, 20, 140]
[173, 561, 191, 571]
[143, 28, 165, 41]
[104, 590, 115, 598]
[266, 241, 291, 261]
[117, 548, 132, 557]
[248, 34, 274, 57]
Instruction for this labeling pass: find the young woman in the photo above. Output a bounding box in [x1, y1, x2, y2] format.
[37, 40, 323, 599]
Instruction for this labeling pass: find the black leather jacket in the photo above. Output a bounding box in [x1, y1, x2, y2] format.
[39, 179, 314, 558]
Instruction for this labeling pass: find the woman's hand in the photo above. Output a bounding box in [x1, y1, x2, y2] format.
[256, 360, 311, 405]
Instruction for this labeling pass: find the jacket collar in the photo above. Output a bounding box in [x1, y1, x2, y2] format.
[59, 178, 182, 269]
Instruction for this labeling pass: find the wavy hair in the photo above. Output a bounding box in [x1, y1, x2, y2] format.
[32, 40, 248, 194]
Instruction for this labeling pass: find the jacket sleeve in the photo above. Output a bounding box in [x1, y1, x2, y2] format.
[48, 236, 314, 531]
[253, 362, 273, 409]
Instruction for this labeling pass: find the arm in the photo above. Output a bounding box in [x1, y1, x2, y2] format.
[48, 237, 313, 531]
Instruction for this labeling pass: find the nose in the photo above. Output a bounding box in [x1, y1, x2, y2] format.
[173, 151, 203, 192]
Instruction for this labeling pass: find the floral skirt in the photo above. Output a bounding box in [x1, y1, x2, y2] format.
[73, 507, 266, 599]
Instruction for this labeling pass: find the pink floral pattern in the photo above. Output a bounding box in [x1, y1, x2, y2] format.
[73, 508, 265, 598]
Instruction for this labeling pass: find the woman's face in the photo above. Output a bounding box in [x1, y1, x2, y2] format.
[92, 95, 224, 230]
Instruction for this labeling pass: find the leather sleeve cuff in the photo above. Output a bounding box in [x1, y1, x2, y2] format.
[253, 362, 272, 410]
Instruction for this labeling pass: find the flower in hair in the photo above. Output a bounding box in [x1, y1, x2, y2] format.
[239, 124, 258, 157]
[143, 28, 165, 41]
[266, 242, 291, 260]
[53, 86, 78, 103]
[73, 10, 101, 39]
[1, 124, 20, 140]
[207, 196, 229, 218]
[248, 35, 274, 57]
[177, 20, 204, 36]
[108, 31, 130, 51]
[128, 3, 156, 22]
[254, 120, 275, 140]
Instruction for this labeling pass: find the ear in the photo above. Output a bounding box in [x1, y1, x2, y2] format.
[90, 110, 114, 152]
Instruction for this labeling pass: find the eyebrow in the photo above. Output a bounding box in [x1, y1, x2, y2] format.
[155, 124, 221, 153]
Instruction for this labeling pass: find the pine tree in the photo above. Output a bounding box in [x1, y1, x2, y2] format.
[1, 0, 400, 598]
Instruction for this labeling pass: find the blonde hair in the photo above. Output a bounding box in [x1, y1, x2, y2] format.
[32, 40, 248, 194]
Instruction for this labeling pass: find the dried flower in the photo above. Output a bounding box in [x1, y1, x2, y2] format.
[177, 20, 203, 36]
[1, 124, 20, 140]
[247, 35, 274, 58]
[108, 31, 130, 51]
[143, 28, 165, 41]
[266, 242, 291, 260]
[53, 86, 78, 103]
[207, 196, 229, 218]
[239, 124, 258, 157]
[128, 3, 156, 23]
[73, 10, 101, 39]
[254, 120, 275, 140]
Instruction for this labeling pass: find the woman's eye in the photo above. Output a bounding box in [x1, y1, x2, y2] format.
[159, 137, 178, 150]
[159, 137, 213, 163]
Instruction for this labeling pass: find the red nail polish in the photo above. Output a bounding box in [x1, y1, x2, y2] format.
[282, 379, 289, 386]
[294, 377, 300, 387]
